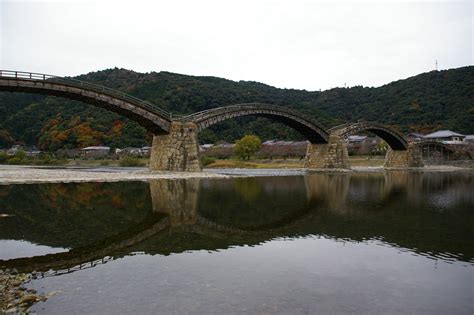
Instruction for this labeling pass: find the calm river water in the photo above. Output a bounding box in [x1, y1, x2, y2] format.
[0, 171, 473, 314]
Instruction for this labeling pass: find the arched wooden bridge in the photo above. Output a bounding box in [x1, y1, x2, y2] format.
[0, 70, 423, 171]
[0, 70, 172, 134]
[330, 122, 408, 150]
[181, 103, 329, 144]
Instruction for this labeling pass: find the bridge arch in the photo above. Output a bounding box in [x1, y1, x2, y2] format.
[182, 103, 329, 144]
[331, 122, 408, 150]
[0, 70, 171, 134]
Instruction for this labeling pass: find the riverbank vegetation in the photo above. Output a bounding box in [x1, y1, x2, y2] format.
[0, 151, 65, 166]
[0, 151, 386, 168]
[202, 155, 385, 168]
[118, 156, 146, 167]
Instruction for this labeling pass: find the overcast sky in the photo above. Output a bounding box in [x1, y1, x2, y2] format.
[1, 0, 472, 91]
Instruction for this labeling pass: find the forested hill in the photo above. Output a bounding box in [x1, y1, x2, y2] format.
[0, 66, 472, 150]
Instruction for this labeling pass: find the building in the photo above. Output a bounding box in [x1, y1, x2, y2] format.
[25, 148, 41, 157]
[81, 146, 110, 158]
[463, 135, 474, 144]
[141, 146, 151, 157]
[6, 145, 23, 156]
[346, 135, 371, 154]
[259, 140, 308, 158]
[116, 147, 142, 156]
[199, 144, 214, 152]
[406, 132, 424, 143]
[116, 146, 152, 157]
[423, 130, 465, 144]
[202, 143, 234, 158]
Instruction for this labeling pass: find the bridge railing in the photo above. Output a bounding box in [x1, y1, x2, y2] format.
[0, 70, 172, 119]
[179, 103, 326, 128]
[328, 122, 352, 132]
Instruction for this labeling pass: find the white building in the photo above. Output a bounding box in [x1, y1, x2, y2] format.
[81, 146, 110, 158]
[423, 130, 465, 144]
[463, 135, 474, 144]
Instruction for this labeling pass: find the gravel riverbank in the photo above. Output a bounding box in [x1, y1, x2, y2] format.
[0, 165, 230, 185]
[0, 270, 57, 314]
[0, 164, 471, 185]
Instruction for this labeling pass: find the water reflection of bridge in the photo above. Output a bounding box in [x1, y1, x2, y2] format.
[1, 172, 472, 274]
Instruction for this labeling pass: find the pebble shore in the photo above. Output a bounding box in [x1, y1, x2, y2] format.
[0, 269, 56, 314]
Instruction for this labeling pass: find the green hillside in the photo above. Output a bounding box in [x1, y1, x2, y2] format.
[0, 66, 472, 150]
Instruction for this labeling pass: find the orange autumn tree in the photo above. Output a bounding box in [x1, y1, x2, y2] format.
[38, 114, 68, 150]
[38, 115, 105, 150]
[69, 122, 104, 148]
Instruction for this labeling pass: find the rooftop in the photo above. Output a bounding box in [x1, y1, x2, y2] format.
[81, 146, 110, 150]
[407, 132, 424, 137]
[348, 135, 367, 142]
[424, 130, 465, 138]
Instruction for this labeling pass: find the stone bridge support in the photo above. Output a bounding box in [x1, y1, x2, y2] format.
[304, 134, 350, 170]
[304, 174, 350, 212]
[305, 134, 424, 170]
[149, 122, 202, 172]
[384, 144, 424, 168]
[150, 179, 201, 226]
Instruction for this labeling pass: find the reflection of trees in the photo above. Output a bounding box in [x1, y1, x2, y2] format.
[0, 172, 472, 275]
[305, 174, 349, 212]
[39, 182, 126, 209]
[233, 178, 261, 202]
[0, 182, 153, 248]
[198, 177, 308, 230]
[302, 171, 474, 262]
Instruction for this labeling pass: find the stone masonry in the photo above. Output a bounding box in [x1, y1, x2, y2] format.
[306, 134, 424, 169]
[304, 134, 350, 169]
[149, 122, 202, 172]
[384, 144, 424, 168]
[150, 179, 200, 226]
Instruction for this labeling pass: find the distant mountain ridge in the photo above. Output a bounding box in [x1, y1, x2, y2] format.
[0, 66, 472, 149]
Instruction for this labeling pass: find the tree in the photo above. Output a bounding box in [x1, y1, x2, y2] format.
[235, 135, 261, 160]
[0, 130, 14, 148]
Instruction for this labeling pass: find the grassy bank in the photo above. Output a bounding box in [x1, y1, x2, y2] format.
[64, 157, 149, 167]
[1, 153, 385, 168]
[0, 153, 149, 168]
[205, 159, 304, 169]
[204, 156, 386, 168]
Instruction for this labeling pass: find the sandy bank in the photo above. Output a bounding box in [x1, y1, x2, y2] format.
[0, 165, 230, 185]
[0, 165, 471, 185]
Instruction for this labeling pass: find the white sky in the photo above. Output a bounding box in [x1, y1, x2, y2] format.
[0, 0, 472, 91]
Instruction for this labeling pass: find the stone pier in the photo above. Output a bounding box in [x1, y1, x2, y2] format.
[149, 121, 202, 172]
[150, 179, 200, 226]
[304, 134, 350, 169]
[384, 144, 424, 168]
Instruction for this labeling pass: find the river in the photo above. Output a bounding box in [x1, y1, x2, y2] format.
[0, 170, 472, 314]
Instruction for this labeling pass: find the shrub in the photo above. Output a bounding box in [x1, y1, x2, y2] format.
[119, 156, 145, 167]
[201, 155, 216, 167]
[0, 152, 8, 164]
[6, 150, 28, 165]
[8, 157, 27, 165]
[14, 150, 27, 160]
[36, 154, 65, 165]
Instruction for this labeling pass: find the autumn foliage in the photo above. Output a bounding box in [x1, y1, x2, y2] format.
[38, 114, 105, 150]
